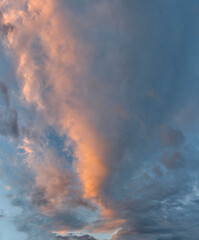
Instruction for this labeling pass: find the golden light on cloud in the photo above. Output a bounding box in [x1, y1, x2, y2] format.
[0, 0, 126, 236]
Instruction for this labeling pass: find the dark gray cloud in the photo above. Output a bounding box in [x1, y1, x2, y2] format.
[51, 210, 88, 230]
[73, 0, 199, 239]
[55, 234, 98, 240]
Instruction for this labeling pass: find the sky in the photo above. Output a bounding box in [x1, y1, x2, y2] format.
[0, 0, 199, 239]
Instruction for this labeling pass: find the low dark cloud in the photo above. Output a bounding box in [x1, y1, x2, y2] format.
[55, 234, 98, 240]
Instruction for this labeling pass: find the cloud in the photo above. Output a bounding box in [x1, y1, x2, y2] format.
[0, 0, 199, 240]
[160, 151, 184, 170]
[0, 108, 18, 137]
[159, 125, 185, 148]
[0, 11, 14, 37]
[55, 234, 98, 240]
[0, 81, 19, 138]
[30, 186, 49, 208]
[0, 82, 9, 107]
[0, 209, 4, 217]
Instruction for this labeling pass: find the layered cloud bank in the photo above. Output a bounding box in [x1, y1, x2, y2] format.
[0, 0, 199, 240]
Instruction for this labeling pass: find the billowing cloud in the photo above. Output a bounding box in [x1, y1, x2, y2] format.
[0, 1, 199, 240]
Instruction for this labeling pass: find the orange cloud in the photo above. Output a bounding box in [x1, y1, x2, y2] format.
[1, 0, 123, 234]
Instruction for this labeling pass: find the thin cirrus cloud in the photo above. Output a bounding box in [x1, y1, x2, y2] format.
[0, 1, 199, 240]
